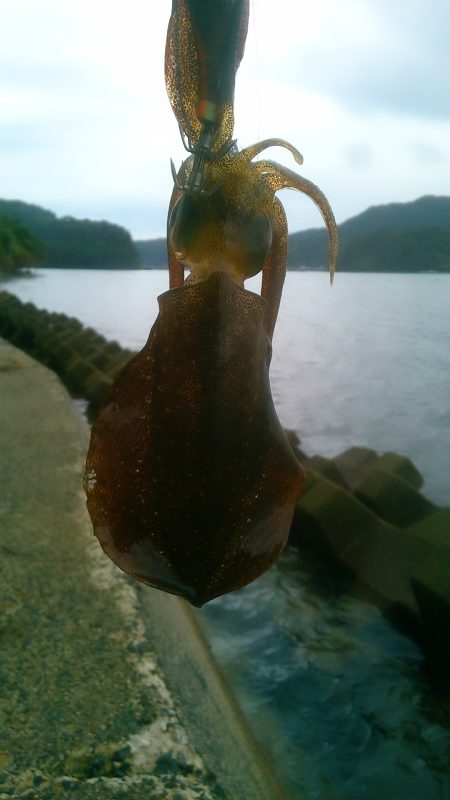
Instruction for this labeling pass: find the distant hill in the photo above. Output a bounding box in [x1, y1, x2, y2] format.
[136, 195, 450, 272]
[288, 195, 450, 271]
[134, 238, 167, 267]
[2, 195, 449, 272]
[0, 200, 139, 269]
[334, 226, 450, 272]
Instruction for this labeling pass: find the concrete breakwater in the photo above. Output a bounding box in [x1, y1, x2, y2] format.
[290, 440, 450, 666]
[0, 290, 136, 415]
[1, 289, 449, 667]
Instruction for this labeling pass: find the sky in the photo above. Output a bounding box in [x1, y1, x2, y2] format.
[1, 0, 449, 239]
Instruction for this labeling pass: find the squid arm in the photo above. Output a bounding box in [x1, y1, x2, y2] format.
[257, 159, 338, 285]
[260, 196, 288, 339]
[240, 137, 303, 165]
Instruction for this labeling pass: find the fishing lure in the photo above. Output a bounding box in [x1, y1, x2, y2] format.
[84, 0, 338, 606]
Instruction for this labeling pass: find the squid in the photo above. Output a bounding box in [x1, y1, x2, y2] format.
[84, 0, 338, 606]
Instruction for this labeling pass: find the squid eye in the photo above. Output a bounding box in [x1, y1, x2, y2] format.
[224, 210, 272, 280]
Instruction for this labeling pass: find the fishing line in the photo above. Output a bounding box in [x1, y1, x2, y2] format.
[250, 0, 261, 144]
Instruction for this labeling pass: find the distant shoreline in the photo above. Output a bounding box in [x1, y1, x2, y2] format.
[3, 266, 447, 275]
[1, 194, 449, 274]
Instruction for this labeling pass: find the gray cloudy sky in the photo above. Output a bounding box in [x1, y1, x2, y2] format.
[1, 0, 449, 238]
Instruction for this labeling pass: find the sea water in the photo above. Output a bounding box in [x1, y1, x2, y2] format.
[4, 268, 450, 798]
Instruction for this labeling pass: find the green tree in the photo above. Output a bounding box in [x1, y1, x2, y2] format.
[0, 200, 139, 269]
[0, 217, 44, 273]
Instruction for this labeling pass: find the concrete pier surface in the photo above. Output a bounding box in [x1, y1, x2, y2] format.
[0, 338, 284, 800]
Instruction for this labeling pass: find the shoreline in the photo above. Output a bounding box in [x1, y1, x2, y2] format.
[3, 266, 450, 273]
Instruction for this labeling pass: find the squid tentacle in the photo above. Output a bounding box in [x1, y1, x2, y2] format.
[259, 162, 338, 284]
[240, 138, 303, 165]
[260, 196, 288, 338]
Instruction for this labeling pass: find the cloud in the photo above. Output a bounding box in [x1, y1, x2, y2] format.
[341, 143, 374, 169]
[249, 0, 450, 120]
[410, 141, 446, 165]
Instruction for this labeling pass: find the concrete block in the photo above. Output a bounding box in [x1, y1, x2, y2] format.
[105, 340, 123, 356]
[65, 355, 97, 393]
[333, 446, 379, 490]
[411, 550, 450, 649]
[293, 473, 440, 613]
[305, 454, 348, 489]
[377, 451, 424, 489]
[1, 309, 32, 348]
[66, 316, 84, 331]
[56, 331, 89, 354]
[50, 330, 105, 370]
[345, 527, 435, 612]
[405, 508, 450, 548]
[88, 347, 133, 381]
[85, 370, 113, 409]
[292, 473, 394, 559]
[90, 345, 120, 371]
[26, 319, 52, 356]
[107, 354, 133, 380]
[355, 468, 435, 527]
[283, 429, 308, 461]
[83, 326, 108, 346]
[0, 292, 20, 310]
[50, 338, 79, 369]
[23, 301, 39, 315]
[34, 328, 74, 364]
[297, 466, 322, 497]
[0, 313, 17, 339]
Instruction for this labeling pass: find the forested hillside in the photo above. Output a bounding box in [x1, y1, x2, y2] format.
[287, 195, 450, 271]
[0, 217, 44, 273]
[0, 200, 139, 269]
[134, 238, 167, 267]
[2, 195, 449, 272]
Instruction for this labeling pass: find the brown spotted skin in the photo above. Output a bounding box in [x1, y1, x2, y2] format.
[84, 273, 304, 606]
